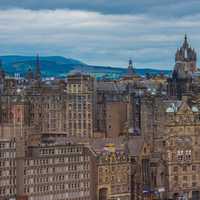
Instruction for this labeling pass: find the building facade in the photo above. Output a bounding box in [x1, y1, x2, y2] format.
[66, 73, 95, 138]
[0, 138, 95, 200]
[164, 101, 200, 200]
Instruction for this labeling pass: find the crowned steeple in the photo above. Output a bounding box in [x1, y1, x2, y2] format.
[168, 35, 197, 99]
[175, 34, 197, 63]
[174, 35, 197, 79]
[34, 54, 41, 81]
[127, 59, 134, 76]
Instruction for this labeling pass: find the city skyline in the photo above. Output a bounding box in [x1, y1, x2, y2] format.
[0, 19, 200, 199]
[0, 1, 200, 69]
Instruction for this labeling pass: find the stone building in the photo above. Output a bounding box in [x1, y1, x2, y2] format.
[0, 35, 200, 200]
[164, 100, 200, 200]
[89, 136, 165, 200]
[0, 139, 16, 199]
[23, 141, 94, 200]
[0, 95, 30, 142]
[90, 138, 132, 200]
[0, 138, 95, 200]
[95, 81, 128, 138]
[96, 150, 131, 200]
[66, 73, 95, 138]
[0, 73, 96, 141]
[103, 101, 127, 138]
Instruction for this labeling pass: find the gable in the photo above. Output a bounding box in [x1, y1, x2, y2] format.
[177, 101, 192, 115]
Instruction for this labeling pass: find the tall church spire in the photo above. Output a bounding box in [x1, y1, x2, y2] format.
[127, 59, 134, 76]
[183, 34, 189, 49]
[175, 34, 196, 63]
[35, 54, 41, 81]
[184, 34, 187, 42]
[0, 60, 5, 80]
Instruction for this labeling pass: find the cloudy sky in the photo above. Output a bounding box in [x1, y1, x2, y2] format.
[0, 0, 200, 69]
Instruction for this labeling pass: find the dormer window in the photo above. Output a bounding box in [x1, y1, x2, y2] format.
[177, 150, 184, 161]
[185, 150, 192, 161]
[177, 150, 192, 162]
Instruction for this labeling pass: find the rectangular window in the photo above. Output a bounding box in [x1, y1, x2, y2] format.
[173, 166, 178, 172]
[183, 166, 187, 171]
[192, 165, 196, 171]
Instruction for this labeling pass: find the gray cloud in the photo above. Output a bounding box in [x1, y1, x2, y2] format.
[0, 8, 199, 69]
[0, 0, 200, 18]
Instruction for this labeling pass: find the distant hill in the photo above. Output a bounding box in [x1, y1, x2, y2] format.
[0, 55, 171, 79]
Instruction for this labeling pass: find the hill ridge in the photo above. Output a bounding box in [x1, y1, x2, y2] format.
[0, 55, 171, 79]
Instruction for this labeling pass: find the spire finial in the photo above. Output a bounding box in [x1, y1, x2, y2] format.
[182, 33, 189, 48]
[185, 33, 187, 42]
[129, 59, 133, 67]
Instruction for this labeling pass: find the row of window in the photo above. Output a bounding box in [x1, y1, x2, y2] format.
[177, 150, 192, 161]
[25, 182, 90, 194]
[0, 187, 16, 196]
[68, 95, 91, 101]
[24, 173, 89, 184]
[0, 169, 15, 177]
[28, 191, 90, 200]
[69, 123, 92, 129]
[0, 142, 15, 149]
[24, 164, 90, 175]
[173, 165, 198, 172]
[26, 157, 86, 166]
[68, 113, 91, 119]
[0, 152, 16, 159]
[173, 177, 199, 188]
[0, 177, 15, 186]
[0, 160, 16, 167]
[39, 147, 84, 156]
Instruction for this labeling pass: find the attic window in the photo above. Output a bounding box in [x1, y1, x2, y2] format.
[177, 150, 184, 161]
[166, 107, 174, 113]
[177, 150, 192, 162]
[192, 106, 199, 112]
